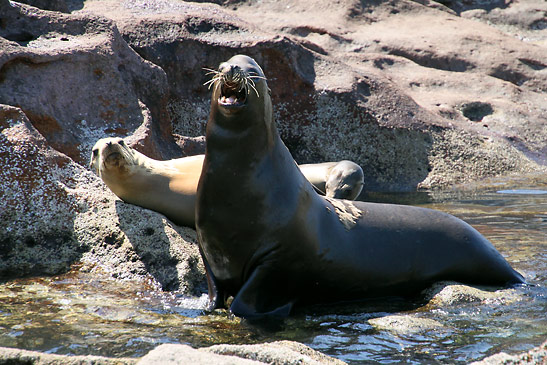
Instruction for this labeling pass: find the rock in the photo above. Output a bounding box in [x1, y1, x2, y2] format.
[138, 341, 346, 365]
[368, 315, 446, 335]
[0, 345, 136, 364]
[0, 104, 205, 294]
[0, 104, 86, 278]
[0, 341, 346, 365]
[74, 0, 545, 191]
[139, 344, 262, 365]
[470, 340, 547, 365]
[203, 341, 347, 365]
[0, 0, 180, 164]
[16, 0, 71, 13]
[422, 281, 521, 307]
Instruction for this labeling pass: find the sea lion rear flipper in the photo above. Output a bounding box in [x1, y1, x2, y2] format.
[230, 266, 294, 319]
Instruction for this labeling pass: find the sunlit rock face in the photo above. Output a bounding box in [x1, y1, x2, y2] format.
[1, 0, 545, 282]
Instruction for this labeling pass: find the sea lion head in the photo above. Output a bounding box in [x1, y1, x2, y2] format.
[325, 161, 364, 200]
[89, 137, 138, 178]
[205, 55, 271, 131]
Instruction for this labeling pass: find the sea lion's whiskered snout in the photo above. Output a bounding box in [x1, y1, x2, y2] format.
[203, 64, 266, 107]
[89, 138, 138, 178]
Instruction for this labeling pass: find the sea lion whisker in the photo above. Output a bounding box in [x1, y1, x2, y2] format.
[246, 78, 260, 97]
[203, 67, 220, 75]
[204, 76, 222, 90]
[248, 75, 267, 81]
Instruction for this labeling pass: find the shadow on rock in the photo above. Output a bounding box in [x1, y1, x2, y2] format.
[114, 200, 205, 294]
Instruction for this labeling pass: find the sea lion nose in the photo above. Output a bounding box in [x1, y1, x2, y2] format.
[220, 64, 241, 81]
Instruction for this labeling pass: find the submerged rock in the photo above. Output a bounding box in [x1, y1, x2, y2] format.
[470, 340, 547, 365]
[368, 314, 446, 335]
[423, 281, 521, 307]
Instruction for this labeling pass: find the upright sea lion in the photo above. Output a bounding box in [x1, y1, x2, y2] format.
[90, 138, 363, 227]
[195, 55, 524, 319]
[299, 160, 364, 199]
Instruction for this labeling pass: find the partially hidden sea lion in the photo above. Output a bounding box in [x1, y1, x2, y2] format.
[89, 138, 364, 227]
[90, 138, 202, 227]
[195, 55, 525, 319]
[299, 160, 364, 199]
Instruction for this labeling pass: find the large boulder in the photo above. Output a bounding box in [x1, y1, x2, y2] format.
[76, 0, 545, 190]
[0, 104, 205, 294]
[0, 0, 178, 164]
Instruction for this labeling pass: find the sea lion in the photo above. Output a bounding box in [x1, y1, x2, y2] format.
[90, 137, 202, 227]
[89, 138, 363, 227]
[299, 160, 364, 199]
[195, 55, 525, 319]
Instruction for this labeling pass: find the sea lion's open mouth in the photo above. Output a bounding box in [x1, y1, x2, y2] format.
[204, 63, 263, 112]
[219, 82, 247, 108]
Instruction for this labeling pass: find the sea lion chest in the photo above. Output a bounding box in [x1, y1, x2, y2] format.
[196, 144, 305, 290]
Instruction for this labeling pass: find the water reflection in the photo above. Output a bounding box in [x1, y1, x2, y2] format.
[0, 174, 545, 363]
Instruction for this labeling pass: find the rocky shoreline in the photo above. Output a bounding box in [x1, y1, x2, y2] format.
[1, 0, 546, 363]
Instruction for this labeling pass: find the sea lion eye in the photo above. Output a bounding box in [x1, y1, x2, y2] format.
[92, 149, 98, 157]
[118, 140, 125, 146]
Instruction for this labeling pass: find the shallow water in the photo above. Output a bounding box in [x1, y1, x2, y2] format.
[1, 176, 546, 363]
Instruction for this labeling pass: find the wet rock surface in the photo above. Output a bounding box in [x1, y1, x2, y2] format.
[0, 346, 137, 365]
[471, 340, 547, 365]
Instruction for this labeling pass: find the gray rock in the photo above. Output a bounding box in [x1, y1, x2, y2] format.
[138, 341, 346, 365]
[0, 0, 179, 164]
[423, 281, 521, 307]
[139, 344, 262, 365]
[0, 104, 205, 293]
[0, 345, 136, 364]
[368, 315, 446, 335]
[77, 0, 546, 190]
[203, 341, 347, 365]
[470, 340, 547, 365]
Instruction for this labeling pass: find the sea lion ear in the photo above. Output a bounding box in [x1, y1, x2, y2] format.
[268, 87, 272, 96]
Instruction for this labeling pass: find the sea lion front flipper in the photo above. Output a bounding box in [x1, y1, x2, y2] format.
[199, 247, 226, 311]
[230, 266, 294, 319]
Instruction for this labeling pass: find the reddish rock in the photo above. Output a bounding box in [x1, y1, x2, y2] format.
[0, 104, 204, 290]
[0, 0, 179, 164]
[77, 0, 544, 190]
